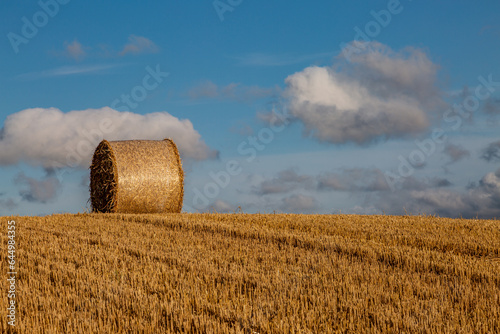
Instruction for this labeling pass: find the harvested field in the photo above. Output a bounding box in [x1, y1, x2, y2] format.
[1, 213, 499, 333]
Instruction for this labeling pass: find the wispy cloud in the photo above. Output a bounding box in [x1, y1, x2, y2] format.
[52, 35, 158, 60]
[16, 63, 125, 80]
[442, 143, 470, 164]
[229, 123, 254, 136]
[188, 81, 218, 99]
[120, 35, 159, 56]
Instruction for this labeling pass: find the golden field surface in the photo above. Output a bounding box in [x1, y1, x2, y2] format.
[1, 213, 500, 333]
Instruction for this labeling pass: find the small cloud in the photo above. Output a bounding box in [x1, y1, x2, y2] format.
[52, 36, 158, 60]
[188, 81, 219, 99]
[443, 143, 470, 164]
[14, 172, 61, 203]
[481, 140, 500, 162]
[120, 35, 159, 56]
[280, 41, 445, 145]
[64, 39, 87, 61]
[0, 107, 217, 169]
[397, 176, 453, 191]
[254, 169, 313, 195]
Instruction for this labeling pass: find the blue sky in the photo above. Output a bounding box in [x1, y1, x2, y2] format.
[1, 0, 500, 217]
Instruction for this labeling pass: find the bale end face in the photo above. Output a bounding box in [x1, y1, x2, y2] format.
[90, 140, 118, 213]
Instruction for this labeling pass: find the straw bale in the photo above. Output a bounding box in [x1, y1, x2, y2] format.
[90, 139, 183, 213]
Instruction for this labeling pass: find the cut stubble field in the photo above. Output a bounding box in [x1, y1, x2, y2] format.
[1, 213, 499, 333]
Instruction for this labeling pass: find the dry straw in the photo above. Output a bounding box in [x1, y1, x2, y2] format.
[90, 139, 183, 213]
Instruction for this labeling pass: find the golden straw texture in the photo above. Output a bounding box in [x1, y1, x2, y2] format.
[90, 139, 183, 213]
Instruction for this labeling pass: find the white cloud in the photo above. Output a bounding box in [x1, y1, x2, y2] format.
[17, 64, 124, 80]
[0, 107, 217, 169]
[53, 35, 158, 60]
[442, 143, 470, 164]
[283, 41, 445, 144]
[188, 81, 219, 99]
[120, 35, 159, 56]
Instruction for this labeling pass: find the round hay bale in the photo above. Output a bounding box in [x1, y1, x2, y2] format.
[90, 139, 183, 213]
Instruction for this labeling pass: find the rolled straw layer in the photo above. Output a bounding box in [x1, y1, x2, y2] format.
[90, 139, 183, 213]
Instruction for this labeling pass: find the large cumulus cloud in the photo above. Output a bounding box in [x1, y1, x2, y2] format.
[0, 107, 217, 169]
[283, 41, 444, 144]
